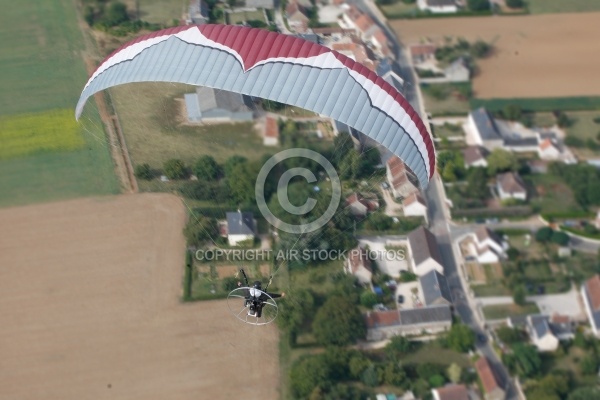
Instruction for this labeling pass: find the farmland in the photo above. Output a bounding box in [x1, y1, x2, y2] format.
[0, 194, 279, 400]
[391, 13, 600, 99]
[0, 0, 118, 206]
[527, 0, 600, 14]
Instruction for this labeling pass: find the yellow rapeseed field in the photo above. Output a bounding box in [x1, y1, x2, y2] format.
[0, 109, 84, 159]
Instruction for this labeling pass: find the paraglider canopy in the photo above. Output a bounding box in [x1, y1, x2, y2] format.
[76, 24, 435, 188]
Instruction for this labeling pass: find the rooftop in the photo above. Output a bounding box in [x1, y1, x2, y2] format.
[403, 192, 426, 208]
[265, 116, 279, 138]
[398, 304, 452, 325]
[462, 145, 489, 165]
[365, 310, 400, 329]
[408, 226, 443, 267]
[433, 384, 469, 400]
[475, 356, 501, 395]
[470, 107, 502, 142]
[496, 172, 526, 194]
[420, 270, 451, 306]
[226, 211, 255, 236]
[347, 247, 372, 275]
[475, 226, 502, 246]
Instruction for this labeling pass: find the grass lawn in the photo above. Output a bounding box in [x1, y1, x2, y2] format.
[531, 112, 556, 128]
[526, 173, 583, 215]
[421, 84, 471, 116]
[565, 111, 600, 159]
[483, 303, 540, 320]
[431, 122, 465, 139]
[378, 1, 418, 19]
[527, 0, 600, 14]
[135, 0, 187, 24]
[227, 10, 266, 25]
[110, 83, 269, 168]
[472, 284, 511, 297]
[402, 342, 471, 368]
[0, 0, 119, 206]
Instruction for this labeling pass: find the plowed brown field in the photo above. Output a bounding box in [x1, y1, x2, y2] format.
[391, 13, 600, 98]
[0, 193, 279, 400]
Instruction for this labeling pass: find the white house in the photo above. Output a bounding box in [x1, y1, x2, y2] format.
[344, 247, 373, 285]
[345, 192, 379, 218]
[582, 275, 600, 337]
[538, 138, 561, 160]
[462, 146, 489, 168]
[526, 314, 559, 352]
[403, 192, 428, 222]
[467, 108, 504, 150]
[496, 172, 527, 201]
[225, 211, 256, 246]
[386, 156, 419, 199]
[417, 0, 458, 14]
[465, 226, 506, 264]
[408, 226, 444, 276]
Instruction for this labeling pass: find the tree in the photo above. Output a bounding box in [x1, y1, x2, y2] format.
[466, 167, 489, 200]
[513, 285, 526, 306]
[360, 291, 378, 308]
[134, 163, 153, 180]
[361, 364, 380, 387]
[103, 1, 129, 26]
[472, 40, 491, 58]
[386, 336, 416, 359]
[332, 132, 355, 166]
[496, 326, 525, 344]
[447, 363, 462, 384]
[290, 354, 331, 398]
[507, 247, 520, 261]
[312, 296, 366, 346]
[429, 374, 446, 388]
[163, 159, 187, 179]
[340, 148, 361, 180]
[183, 216, 218, 246]
[364, 212, 394, 231]
[551, 230, 570, 246]
[276, 289, 315, 332]
[226, 161, 259, 205]
[349, 355, 371, 379]
[535, 226, 554, 242]
[379, 361, 407, 386]
[447, 323, 475, 352]
[569, 386, 600, 400]
[580, 354, 598, 375]
[223, 155, 247, 177]
[506, 0, 524, 8]
[487, 149, 518, 175]
[467, 0, 489, 11]
[507, 344, 542, 378]
[194, 156, 221, 181]
[503, 104, 523, 121]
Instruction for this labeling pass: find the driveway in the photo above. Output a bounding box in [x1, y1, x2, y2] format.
[381, 188, 403, 216]
[358, 238, 409, 278]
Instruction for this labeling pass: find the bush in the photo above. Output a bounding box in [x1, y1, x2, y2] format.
[535, 227, 554, 242]
[134, 163, 153, 180]
[360, 291, 378, 308]
[551, 231, 570, 246]
[506, 0, 524, 8]
[163, 159, 187, 180]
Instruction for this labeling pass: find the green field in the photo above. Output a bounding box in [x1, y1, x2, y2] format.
[0, 0, 119, 207]
[136, 0, 187, 24]
[421, 83, 471, 116]
[527, 173, 583, 215]
[227, 10, 266, 25]
[527, 0, 600, 14]
[482, 303, 540, 320]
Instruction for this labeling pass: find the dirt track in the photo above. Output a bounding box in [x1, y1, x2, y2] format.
[391, 12, 600, 98]
[0, 194, 279, 400]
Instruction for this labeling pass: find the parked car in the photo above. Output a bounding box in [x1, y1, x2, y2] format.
[397, 295, 404, 304]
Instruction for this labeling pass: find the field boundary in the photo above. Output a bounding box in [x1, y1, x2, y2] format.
[471, 96, 600, 112]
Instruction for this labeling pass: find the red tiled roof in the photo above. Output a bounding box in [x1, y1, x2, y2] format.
[265, 116, 279, 138]
[475, 357, 500, 395]
[410, 44, 436, 57]
[586, 275, 600, 310]
[347, 247, 373, 274]
[434, 384, 469, 400]
[365, 310, 400, 328]
[403, 192, 425, 207]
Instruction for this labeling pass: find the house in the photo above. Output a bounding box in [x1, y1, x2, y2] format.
[443, 57, 470, 82]
[184, 87, 253, 123]
[286, 1, 309, 27]
[408, 226, 444, 276]
[462, 226, 506, 264]
[467, 108, 503, 150]
[432, 384, 469, 400]
[331, 41, 373, 70]
[245, 0, 274, 8]
[344, 247, 373, 285]
[403, 192, 428, 222]
[410, 44, 437, 65]
[338, 5, 390, 58]
[475, 357, 505, 400]
[462, 146, 489, 168]
[345, 192, 379, 217]
[474, 227, 505, 255]
[538, 138, 561, 160]
[420, 270, 452, 306]
[365, 305, 452, 341]
[377, 58, 405, 93]
[581, 275, 600, 337]
[548, 313, 575, 341]
[496, 172, 527, 201]
[386, 156, 419, 199]
[187, 0, 209, 24]
[526, 314, 559, 352]
[417, 0, 458, 14]
[263, 116, 279, 146]
[225, 211, 256, 246]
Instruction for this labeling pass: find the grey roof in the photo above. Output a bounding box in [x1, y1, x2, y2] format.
[504, 137, 539, 147]
[226, 211, 255, 235]
[377, 59, 404, 93]
[408, 226, 443, 268]
[245, 0, 274, 8]
[528, 314, 551, 338]
[508, 315, 527, 328]
[470, 107, 502, 142]
[582, 281, 600, 330]
[425, 0, 456, 6]
[420, 270, 452, 306]
[197, 87, 250, 113]
[399, 305, 452, 325]
[295, 34, 320, 44]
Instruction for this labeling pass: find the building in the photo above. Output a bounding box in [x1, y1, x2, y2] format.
[417, 0, 458, 14]
[286, 0, 309, 28]
[475, 357, 506, 400]
[345, 192, 379, 217]
[408, 226, 444, 276]
[462, 146, 489, 168]
[187, 0, 209, 24]
[225, 211, 256, 246]
[582, 275, 600, 337]
[402, 192, 428, 222]
[538, 138, 561, 160]
[338, 5, 391, 58]
[377, 58, 405, 93]
[420, 270, 452, 306]
[410, 44, 436, 65]
[263, 116, 279, 146]
[496, 172, 527, 201]
[463, 226, 506, 264]
[344, 247, 373, 285]
[365, 305, 452, 341]
[467, 108, 504, 150]
[386, 156, 419, 199]
[526, 314, 559, 352]
[184, 87, 253, 123]
[432, 384, 469, 400]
